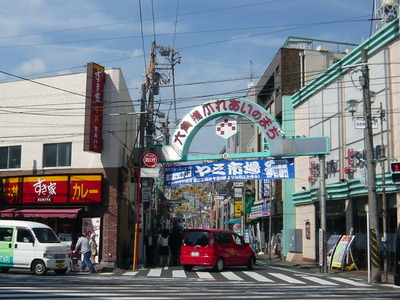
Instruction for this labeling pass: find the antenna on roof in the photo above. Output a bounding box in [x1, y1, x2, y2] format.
[248, 60, 255, 88]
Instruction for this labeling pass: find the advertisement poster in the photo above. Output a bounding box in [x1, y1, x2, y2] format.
[326, 235, 342, 268]
[82, 217, 101, 263]
[331, 235, 354, 269]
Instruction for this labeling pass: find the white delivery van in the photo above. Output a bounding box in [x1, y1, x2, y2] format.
[0, 220, 69, 275]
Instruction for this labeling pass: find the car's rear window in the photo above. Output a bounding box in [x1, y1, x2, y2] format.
[184, 231, 210, 246]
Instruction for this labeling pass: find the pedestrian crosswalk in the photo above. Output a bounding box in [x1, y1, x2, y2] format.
[119, 267, 370, 287]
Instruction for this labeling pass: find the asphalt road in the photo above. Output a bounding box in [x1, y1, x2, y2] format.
[0, 265, 399, 299]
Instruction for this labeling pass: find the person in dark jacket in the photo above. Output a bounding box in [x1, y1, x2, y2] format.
[169, 226, 183, 266]
[144, 231, 157, 267]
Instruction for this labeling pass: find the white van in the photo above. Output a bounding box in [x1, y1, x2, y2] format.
[0, 220, 69, 275]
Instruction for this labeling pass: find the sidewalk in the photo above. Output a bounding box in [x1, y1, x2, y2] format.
[255, 253, 395, 285]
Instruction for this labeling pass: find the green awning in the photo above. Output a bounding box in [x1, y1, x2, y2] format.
[224, 218, 241, 224]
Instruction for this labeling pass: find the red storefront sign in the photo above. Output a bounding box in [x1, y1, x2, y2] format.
[70, 175, 102, 203]
[2, 177, 23, 204]
[1, 175, 102, 204]
[23, 176, 69, 203]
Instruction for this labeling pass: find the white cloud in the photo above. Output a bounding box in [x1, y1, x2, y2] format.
[15, 59, 47, 75]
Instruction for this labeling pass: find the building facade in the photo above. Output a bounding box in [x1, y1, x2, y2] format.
[232, 37, 353, 253]
[0, 65, 138, 268]
[289, 17, 400, 270]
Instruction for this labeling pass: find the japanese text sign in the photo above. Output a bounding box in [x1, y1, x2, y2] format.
[164, 158, 294, 186]
[1, 174, 102, 204]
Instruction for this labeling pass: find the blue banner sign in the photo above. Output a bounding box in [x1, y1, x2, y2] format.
[164, 158, 294, 186]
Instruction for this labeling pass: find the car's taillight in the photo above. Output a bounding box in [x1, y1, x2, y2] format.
[209, 233, 214, 246]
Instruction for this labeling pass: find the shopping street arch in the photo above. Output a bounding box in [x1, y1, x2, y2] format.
[133, 97, 330, 163]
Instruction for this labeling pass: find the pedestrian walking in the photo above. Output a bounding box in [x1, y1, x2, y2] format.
[144, 231, 156, 267]
[75, 234, 97, 273]
[157, 229, 169, 267]
[89, 233, 98, 264]
[169, 226, 183, 266]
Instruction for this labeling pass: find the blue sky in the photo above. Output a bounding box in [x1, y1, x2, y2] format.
[0, 0, 374, 155]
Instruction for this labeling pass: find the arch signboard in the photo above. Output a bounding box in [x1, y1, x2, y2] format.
[172, 186, 207, 201]
[133, 97, 329, 163]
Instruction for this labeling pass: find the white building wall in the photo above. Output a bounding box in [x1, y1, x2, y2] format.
[293, 32, 398, 261]
[0, 68, 136, 172]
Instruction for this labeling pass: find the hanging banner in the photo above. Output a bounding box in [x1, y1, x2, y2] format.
[164, 158, 294, 186]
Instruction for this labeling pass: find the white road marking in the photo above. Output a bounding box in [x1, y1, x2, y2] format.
[147, 268, 162, 277]
[173, 270, 187, 278]
[330, 277, 370, 287]
[221, 271, 244, 281]
[300, 275, 339, 286]
[242, 271, 274, 282]
[122, 271, 138, 276]
[268, 273, 306, 284]
[196, 271, 215, 280]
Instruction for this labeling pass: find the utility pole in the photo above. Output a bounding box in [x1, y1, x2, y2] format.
[146, 41, 157, 146]
[133, 41, 180, 270]
[379, 102, 388, 283]
[319, 154, 327, 273]
[361, 48, 381, 283]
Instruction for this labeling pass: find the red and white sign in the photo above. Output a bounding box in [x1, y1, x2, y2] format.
[84, 62, 105, 153]
[215, 116, 237, 139]
[1, 175, 102, 204]
[142, 152, 158, 167]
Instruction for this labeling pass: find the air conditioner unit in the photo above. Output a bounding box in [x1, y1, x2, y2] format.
[316, 45, 329, 52]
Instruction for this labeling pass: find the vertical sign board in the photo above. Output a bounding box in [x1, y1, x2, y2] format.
[84, 62, 105, 153]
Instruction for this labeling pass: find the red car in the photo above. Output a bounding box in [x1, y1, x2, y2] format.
[180, 228, 256, 272]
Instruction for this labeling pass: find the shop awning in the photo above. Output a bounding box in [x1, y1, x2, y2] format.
[224, 218, 241, 224]
[0, 208, 17, 218]
[0, 208, 82, 218]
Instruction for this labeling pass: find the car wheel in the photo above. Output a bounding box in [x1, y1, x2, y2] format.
[54, 268, 68, 275]
[214, 258, 224, 272]
[32, 260, 47, 276]
[247, 257, 255, 270]
[0, 267, 10, 273]
[183, 265, 193, 271]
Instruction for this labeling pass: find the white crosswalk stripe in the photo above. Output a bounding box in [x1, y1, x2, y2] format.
[268, 272, 306, 284]
[330, 277, 370, 287]
[196, 271, 215, 280]
[242, 271, 274, 282]
[299, 275, 338, 286]
[147, 268, 162, 277]
[172, 269, 187, 278]
[122, 271, 138, 276]
[221, 271, 244, 281]
[120, 268, 369, 287]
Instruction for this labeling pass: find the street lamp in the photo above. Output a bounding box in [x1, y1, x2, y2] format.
[346, 99, 360, 117]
